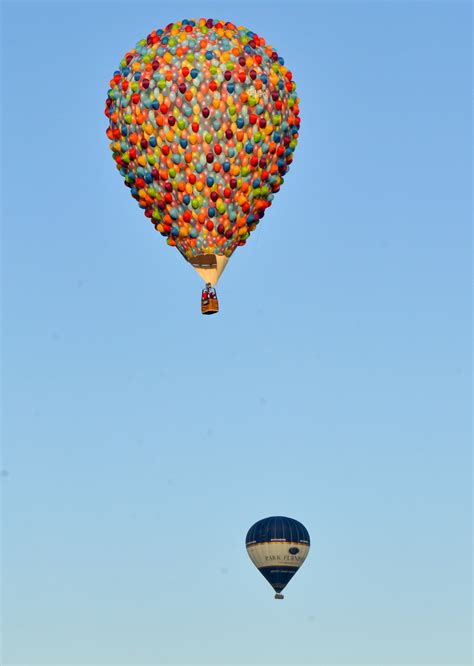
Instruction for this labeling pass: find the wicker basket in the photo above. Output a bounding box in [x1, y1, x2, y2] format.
[201, 299, 219, 315]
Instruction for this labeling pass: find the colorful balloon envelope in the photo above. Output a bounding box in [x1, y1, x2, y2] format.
[246, 516, 310, 599]
[105, 18, 300, 299]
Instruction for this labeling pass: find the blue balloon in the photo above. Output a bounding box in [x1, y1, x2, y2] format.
[245, 516, 310, 599]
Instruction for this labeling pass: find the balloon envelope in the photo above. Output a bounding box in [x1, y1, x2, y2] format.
[246, 516, 310, 596]
[105, 18, 300, 285]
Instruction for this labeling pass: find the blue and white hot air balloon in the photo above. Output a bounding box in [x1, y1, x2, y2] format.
[245, 516, 310, 599]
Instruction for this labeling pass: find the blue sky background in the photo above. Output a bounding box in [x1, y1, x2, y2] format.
[1, 2, 471, 665]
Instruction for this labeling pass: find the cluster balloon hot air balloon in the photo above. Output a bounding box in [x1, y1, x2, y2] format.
[105, 17, 300, 313]
[246, 516, 310, 599]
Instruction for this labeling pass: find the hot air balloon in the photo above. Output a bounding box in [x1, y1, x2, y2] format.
[246, 516, 310, 599]
[105, 18, 300, 314]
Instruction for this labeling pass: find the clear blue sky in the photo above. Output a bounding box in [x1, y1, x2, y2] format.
[2, 2, 471, 665]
